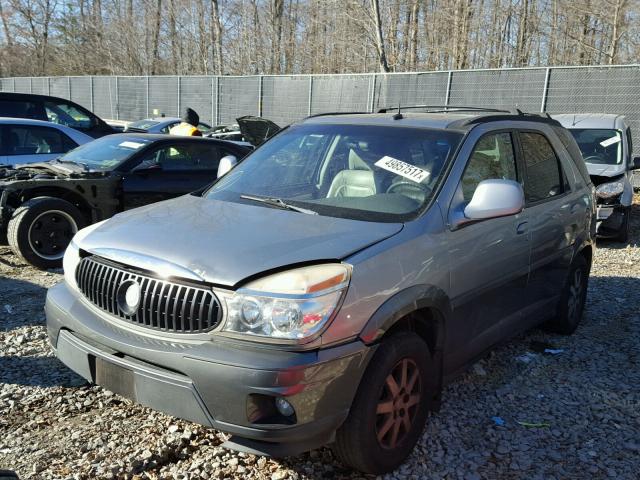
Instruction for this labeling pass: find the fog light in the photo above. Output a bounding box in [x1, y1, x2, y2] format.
[275, 397, 295, 417]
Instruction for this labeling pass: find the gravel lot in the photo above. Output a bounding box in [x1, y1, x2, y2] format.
[1, 199, 639, 480]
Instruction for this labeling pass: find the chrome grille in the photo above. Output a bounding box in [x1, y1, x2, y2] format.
[75, 256, 221, 333]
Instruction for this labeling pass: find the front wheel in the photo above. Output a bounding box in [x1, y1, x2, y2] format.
[332, 333, 433, 474]
[7, 197, 85, 269]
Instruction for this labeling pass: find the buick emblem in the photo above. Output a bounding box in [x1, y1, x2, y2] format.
[117, 280, 141, 316]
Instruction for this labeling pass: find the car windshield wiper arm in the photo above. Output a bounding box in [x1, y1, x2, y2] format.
[240, 194, 318, 215]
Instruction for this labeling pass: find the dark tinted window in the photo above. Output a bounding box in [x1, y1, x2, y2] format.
[138, 143, 222, 171]
[461, 132, 518, 202]
[626, 127, 633, 157]
[0, 100, 45, 120]
[551, 125, 590, 185]
[520, 132, 564, 202]
[7, 125, 76, 155]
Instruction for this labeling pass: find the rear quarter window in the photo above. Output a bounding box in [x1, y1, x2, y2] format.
[552, 125, 591, 185]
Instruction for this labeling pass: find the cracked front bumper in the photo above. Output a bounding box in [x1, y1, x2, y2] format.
[45, 281, 375, 456]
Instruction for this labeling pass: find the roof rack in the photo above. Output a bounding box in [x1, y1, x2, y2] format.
[377, 105, 518, 114]
[305, 111, 370, 119]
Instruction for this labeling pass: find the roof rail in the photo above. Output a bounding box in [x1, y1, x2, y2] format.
[305, 111, 370, 119]
[377, 105, 516, 114]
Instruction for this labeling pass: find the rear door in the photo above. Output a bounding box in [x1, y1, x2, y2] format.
[516, 128, 584, 323]
[121, 142, 224, 209]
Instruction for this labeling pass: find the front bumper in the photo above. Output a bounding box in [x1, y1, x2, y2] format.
[596, 203, 627, 237]
[46, 281, 375, 456]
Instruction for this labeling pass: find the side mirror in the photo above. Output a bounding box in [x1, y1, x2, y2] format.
[630, 155, 640, 170]
[217, 155, 238, 178]
[464, 179, 524, 220]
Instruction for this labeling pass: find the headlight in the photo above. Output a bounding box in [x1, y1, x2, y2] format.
[63, 240, 81, 290]
[221, 264, 351, 343]
[596, 180, 624, 199]
[62, 220, 107, 291]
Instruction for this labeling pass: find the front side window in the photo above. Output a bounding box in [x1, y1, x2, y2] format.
[520, 132, 564, 202]
[205, 123, 463, 222]
[568, 128, 622, 166]
[6, 126, 75, 155]
[461, 132, 518, 202]
[138, 143, 222, 171]
[44, 101, 93, 130]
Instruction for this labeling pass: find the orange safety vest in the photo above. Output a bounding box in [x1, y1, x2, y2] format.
[169, 122, 202, 136]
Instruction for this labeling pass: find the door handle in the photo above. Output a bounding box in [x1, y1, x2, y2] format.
[516, 221, 529, 235]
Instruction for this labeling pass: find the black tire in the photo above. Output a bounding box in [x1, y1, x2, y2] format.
[7, 196, 85, 269]
[616, 207, 630, 243]
[332, 332, 433, 474]
[544, 254, 589, 335]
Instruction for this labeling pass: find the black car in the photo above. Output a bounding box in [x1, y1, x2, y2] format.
[0, 134, 250, 269]
[0, 92, 116, 138]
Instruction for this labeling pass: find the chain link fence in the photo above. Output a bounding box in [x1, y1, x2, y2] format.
[2, 65, 640, 137]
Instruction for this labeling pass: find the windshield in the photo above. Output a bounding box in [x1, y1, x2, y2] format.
[205, 123, 463, 222]
[57, 136, 153, 170]
[128, 120, 160, 130]
[568, 129, 623, 165]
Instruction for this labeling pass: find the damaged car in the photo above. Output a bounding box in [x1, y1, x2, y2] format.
[47, 108, 594, 474]
[0, 134, 250, 269]
[553, 114, 639, 241]
[206, 116, 280, 147]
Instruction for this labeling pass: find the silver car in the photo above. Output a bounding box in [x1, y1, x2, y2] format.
[553, 114, 639, 241]
[0, 117, 93, 166]
[46, 108, 595, 474]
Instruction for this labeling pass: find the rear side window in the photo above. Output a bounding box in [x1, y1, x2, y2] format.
[6, 125, 76, 156]
[551, 125, 590, 185]
[520, 132, 564, 203]
[461, 132, 518, 202]
[0, 100, 46, 120]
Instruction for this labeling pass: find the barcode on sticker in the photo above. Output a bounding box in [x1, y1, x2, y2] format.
[374, 156, 430, 183]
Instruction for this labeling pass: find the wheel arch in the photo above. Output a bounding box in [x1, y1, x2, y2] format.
[17, 187, 94, 222]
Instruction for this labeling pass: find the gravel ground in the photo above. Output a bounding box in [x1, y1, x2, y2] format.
[1, 200, 639, 480]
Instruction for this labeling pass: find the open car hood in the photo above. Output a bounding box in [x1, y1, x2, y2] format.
[236, 116, 281, 146]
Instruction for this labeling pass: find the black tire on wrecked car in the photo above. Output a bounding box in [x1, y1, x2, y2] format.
[7, 196, 85, 269]
[616, 206, 630, 243]
[332, 332, 433, 474]
[543, 253, 589, 335]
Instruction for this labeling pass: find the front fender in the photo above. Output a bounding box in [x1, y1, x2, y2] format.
[358, 284, 451, 345]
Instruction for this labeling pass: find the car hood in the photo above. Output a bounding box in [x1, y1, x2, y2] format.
[237, 116, 281, 146]
[78, 194, 403, 287]
[586, 163, 626, 178]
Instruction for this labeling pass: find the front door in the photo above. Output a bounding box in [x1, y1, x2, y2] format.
[122, 142, 222, 210]
[446, 131, 530, 370]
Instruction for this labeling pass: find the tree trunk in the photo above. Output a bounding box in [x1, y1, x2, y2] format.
[211, 0, 224, 74]
[150, 0, 162, 75]
[371, 0, 390, 72]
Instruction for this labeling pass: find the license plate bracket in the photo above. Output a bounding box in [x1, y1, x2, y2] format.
[94, 356, 136, 399]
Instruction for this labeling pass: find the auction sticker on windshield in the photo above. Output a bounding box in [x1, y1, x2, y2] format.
[375, 156, 430, 183]
[600, 136, 621, 147]
[119, 141, 147, 149]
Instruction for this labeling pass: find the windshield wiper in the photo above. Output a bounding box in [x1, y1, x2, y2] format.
[240, 194, 318, 215]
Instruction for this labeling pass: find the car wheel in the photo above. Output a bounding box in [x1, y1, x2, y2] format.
[616, 207, 630, 243]
[7, 197, 85, 269]
[332, 332, 433, 474]
[544, 254, 589, 335]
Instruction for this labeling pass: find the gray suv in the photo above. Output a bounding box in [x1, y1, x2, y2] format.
[45, 107, 595, 474]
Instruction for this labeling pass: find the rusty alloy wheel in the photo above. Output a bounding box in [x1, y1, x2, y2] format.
[375, 357, 422, 449]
